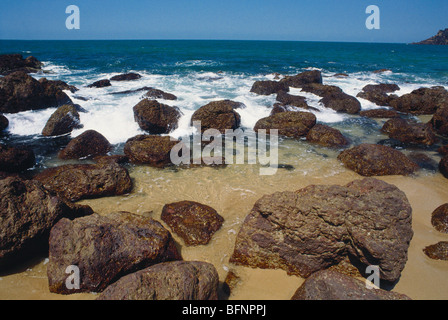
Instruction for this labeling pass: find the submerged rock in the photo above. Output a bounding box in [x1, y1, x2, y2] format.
[133, 99, 181, 134]
[0, 54, 42, 75]
[291, 270, 411, 300]
[389, 86, 448, 115]
[87, 79, 111, 88]
[359, 109, 399, 119]
[0, 144, 35, 173]
[407, 152, 439, 172]
[230, 178, 413, 283]
[110, 72, 142, 81]
[381, 118, 437, 146]
[280, 70, 323, 88]
[338, 144, 419, 176]
[306, 124, 349, 148]
[250, 80, 289, 95]
[191, 100, 242, 133]
[161, 201, 224, 246]
[58, 130, 111, 159]
[254, 111, 316, 138]
[48, 212, 181, 294]
[423, 242, 448, 260]
[42, 104, 82, 137]
[97, 261, 218, 300]
[431, 203, 448, 233]
[124, 134, 180, 167]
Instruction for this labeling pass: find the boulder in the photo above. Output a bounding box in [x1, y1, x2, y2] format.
[47, 212, 181, 294]
[0, 71, 72, 113]
[93, 155, 129, 166]
[431, 204, 448, 233]
[230, 178, 413, 283]
[145, 88, 177, 101]
[161, 201, 224, 246]
[276, 91, 310, 109]
[254, 111, 316, 138]
[270, 103, 288, 116]
[373, 69, 392, 74]
[124, 135, 180, 167]
[97, 261, 219, 300]
[381, 118, 437, 146]
[110, 73, 142, 81]
[306, 124, 349, 148]
[0, 177, 93, 270]
[439, 145, 448, 156]
[291, 270, 411, 300]
[42, 104, 82, 137]
[423, 242, 448, 261]
[359, 109, 399, 119]
[440, 156, 448, 179]
[0, 54, 42, 75]
[191, 100, 241, 133]
[280, 70, 323, 88]
[0, 144, 35, 173]
[34, 163, 132, 202]
[356, 83, 400, 107]
[133, 99, 181, 134]
[338, 144, 419, 176]
[389, 87, 448, 115]
[42, 79, 78, 93]
[87, 79, 111, 88]
[58, 130, 111, 159]
[430, 106, 448, 136]
[0, 114, 9, 132]
[250, 80, 289, 95]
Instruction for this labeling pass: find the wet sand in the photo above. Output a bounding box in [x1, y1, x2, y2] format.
[1, 149, 448, 300]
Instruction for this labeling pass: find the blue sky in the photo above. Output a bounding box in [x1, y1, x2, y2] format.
[0, 0, 446, 43]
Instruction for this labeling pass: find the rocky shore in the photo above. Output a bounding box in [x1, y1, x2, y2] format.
[1, 53, 448, 300]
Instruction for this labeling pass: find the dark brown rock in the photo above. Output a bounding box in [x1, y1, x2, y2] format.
[423, 242, 448, 260]
[42, 79, 78, 93]
[230, 178, 413, 283]
[0, 144, 35, 173]
[431, 204, 448, 233]
[145, 88, 177, 101]
[440, 156, 448, 179]
[359, 109, 399, 119]
[306, 124, 349, 148]
[338, 144, 419, 176]
[47, 212, 182, 294]
[373, 69, 392, 74]
[42, 104, 82, 137]
[161, 201, 224, 246]
[34, 163, 132, 202]
[0, 177, 93, 270]
[133, 99, 181, 134]
[0, 54, 42, 75]
[439, 145, 448, 156]
[124, 135, 179, 167]
[280, 70, 323, 88]
[87, 79, 111, 88]
[58, 130, 111, 159]
[291, 270, 411, 300]
[389, 87, 448, 115]
[110, 73, 142, 81]
[276, 91, 309, 109]
[430, 106, 448, 136]
[250, 80, 289, 95]
[357, 83, 400, 107]
[0, 114, 8, 132]
[97, 261, 218, 300]
[254, 111, 316, 138]
[93, 155, 129, 166]
[381, 118, 437, 146]
[407, 152, 439, 171]
[191, 100, 241, 133]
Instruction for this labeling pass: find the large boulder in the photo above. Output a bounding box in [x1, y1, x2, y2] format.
[250, 80, 289, 95]
[389, 87, 448, 115]
[0, 71, 72, 113]
[124, 135, 180, 168]
[280, 70, 323, 88]
[0, 177, 93, 270]
[133, 99, 181, 134]
[0, 114, 8, 132]
[42, 104, 82, 137]
[191, 100, 242, 133]
[338, 144, 419, 176]
[381, 118, 437, 146]
[0, 144, 35, 173]
[230, 178, 413, 283]
[430, 106, 448, 136]
[440, 156, 448, 179]
[97, 261, 219, 300]
[161, 201, 224, 246]
[110, 73, 142, 81]
[254, 111, 316, 138]
[306, 124, 349, 148]
[291, 270, 411, 300]
[47, 212, 182, 294]
[356, 83, 400, 107]
[276, 91, 310, 109]
[58, 130, 111, 159]
[34, 163, 132, 202]
[431, 204, 448, 233]
[0, 54, 42, 75]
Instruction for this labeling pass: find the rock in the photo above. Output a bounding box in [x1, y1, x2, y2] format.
[93, 155, 129, 166]
[110, 73, 142, 81]
[145, 88, 177, 101]
[39, 78, 78, 93]
[413, 28, 448, 45]
[254, 111, 316, 138]
[357, 84, 400, 106]
[389, 87, 448, 115]
[276, 91, 310, 109]
[250, 80, 289, 95]
[381, 118, 437, 146]
[431, 204, 448, 233]
[306, 124, 349, 148]
[301, 83, 342, 96]
[87, 79, 111, 88]
[280, 70, 323, 88]
[97, 261, 218, 300]
[440, 156, 448, 179]
[111, 86, 152, 95]
[47, 212, 181, 294]
[338, 144, 419, 176]
[58, 130, 111, 159]
[0, 71, 72, 113]
[0, 114, 8, 131]
[191, 100, 241, 133]
[359, 109, 399, 119]
[34, 163, 132, 202]
[423, 242, 448, 260]
[373, 69, 392, 74]
[270, 103, 288, 116]
[407, 152, 439, 171]
[41, 104, 82, 137]
[439, 145, 448, 156]
[124, 135, 179, 167]
[133, 99, 181, 134]
[230, 178, 413, 283]
[161, 201, 224, 246]
[0, 54, 42, 75]
[222, 270, 241, 296]
[291, 270, 411, 300]
[333, 73, 349, 78]
[0, 144, 35, 173]
[0, 177, 93, 270]
[430, 106, 448, 136]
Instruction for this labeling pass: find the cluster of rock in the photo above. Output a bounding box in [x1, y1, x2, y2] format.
[423, 204, 448, 261]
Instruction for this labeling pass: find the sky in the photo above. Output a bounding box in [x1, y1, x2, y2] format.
[0, 0, 446, 43]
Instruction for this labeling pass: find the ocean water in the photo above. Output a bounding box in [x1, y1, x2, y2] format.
[1, 40, 447, 168]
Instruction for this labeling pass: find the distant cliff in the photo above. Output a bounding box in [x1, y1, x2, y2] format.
[413, 29, 448, 45]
